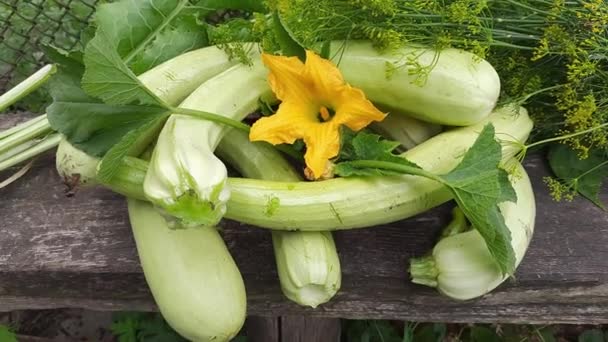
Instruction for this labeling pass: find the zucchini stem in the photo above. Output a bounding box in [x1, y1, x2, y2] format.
[409, 256, 439, 288]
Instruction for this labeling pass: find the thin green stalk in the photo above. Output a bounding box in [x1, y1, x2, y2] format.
[0, 133, 61, 171]
[525, 122, 608, 149]
[0, 139, 40, 163]
[574, 160, 608, 180]
[343, 160, 445, 184]
[0, 65, 56, 112]
[171, 107, 251, 132]
[0, 118, 53, 154]
[0, 114, 48, 140]
[518, 84, 564, 104]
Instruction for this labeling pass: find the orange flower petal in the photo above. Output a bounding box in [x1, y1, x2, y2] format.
[302, 122, 341, 179]
[334, 86, 387, 131]
[302, 50, 346, 103]
[249, 101, 316, 145]
[261, 53, 312, 104]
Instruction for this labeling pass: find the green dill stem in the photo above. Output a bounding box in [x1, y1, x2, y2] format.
[525, 122, 608, 150]
[344, 160, 445, 184]
[170, 107, 251, 132]
[518, 84, 564, 104]
[0, 65, 56, 113]
[0, 133, 61, 172]
[505, 0, 563, 18]
[0, 114, 47, 140]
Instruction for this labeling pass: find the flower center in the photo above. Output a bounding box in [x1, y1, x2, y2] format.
[318, 106, 336, 122]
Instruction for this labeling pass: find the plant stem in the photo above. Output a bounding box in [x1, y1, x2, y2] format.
[0, 65, 56, 112]
[0, 139, 40, 163]
[526, 122, 608, 149]
[171, 107, 251, 132]
[0, 133, 61, 171]
[343, 160, 445, 184]
[0, 114, 47, 140]
[0, 118, 53, 155]
[518, 84, 563, 104]
[574, 160, 608, 180]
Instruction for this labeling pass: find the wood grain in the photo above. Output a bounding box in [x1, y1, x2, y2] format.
[1, 115, 607, 323]
[280, 316, 341, 342]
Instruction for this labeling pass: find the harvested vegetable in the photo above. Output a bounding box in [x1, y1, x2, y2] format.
[410, 161, 536, 300]
[4, 0, 606, 339]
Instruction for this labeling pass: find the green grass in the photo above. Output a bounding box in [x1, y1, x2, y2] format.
[343, 320, 608, 342]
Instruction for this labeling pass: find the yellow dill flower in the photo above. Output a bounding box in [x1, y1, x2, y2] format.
[249, 51, 386, 179]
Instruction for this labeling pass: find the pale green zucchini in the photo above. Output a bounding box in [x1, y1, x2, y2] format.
[224, 106, 533, 230]
[127, 199, 246, 341]
[217, 131, 342, 308]
[333, 41, 501, 126]
[410, 160, 536, 300]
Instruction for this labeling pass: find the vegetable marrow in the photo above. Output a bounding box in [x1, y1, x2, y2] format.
[410, 160, 536, 300]
[127, 199, 246, 341]
[333, 41, 501, 126]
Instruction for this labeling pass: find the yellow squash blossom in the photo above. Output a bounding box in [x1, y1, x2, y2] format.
[249, 50, 386, 179]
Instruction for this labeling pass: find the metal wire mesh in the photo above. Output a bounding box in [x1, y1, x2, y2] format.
[0, 0, 98, 93]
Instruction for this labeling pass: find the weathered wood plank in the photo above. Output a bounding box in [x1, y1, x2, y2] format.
[1, 115, 608, 323]
[246, 317, 279, 342]
[280, 316, 341, 342]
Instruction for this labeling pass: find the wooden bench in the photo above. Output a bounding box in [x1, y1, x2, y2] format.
[1, 114, 607, 337]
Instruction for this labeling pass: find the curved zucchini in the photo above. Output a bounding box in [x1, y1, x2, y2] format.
[334, 41, 501, 126]
[127, 199, 246, 341]
[410, 160, 536, 300]
[224, 105, 533, 230]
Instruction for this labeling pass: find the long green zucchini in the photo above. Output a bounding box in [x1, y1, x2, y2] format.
[103, 105, 532, 231]
[224, 105, 532, 230]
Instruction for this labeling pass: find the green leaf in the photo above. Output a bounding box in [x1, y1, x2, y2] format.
[194, 0, 268, 14]
[335, 130, 421, 177]
[537, 326, 557, 342]
[578, 329, 605, 342]
[97, 114, 168, 182]
[82, 29, 166, 106]
[443, 124, 517, 275]
[128, 14, 208, 75]
[413, 323, 447, 342]
[272, 11, 306, 60]
[469, 326, 501, 342]
[93, 0, 197, 67]
[549, 144, 608, 210]
[47, 57, 168, 157]
[0, 325, 17, 342]
[49, 0, 215, 159]
[334, 124, 518, 275]
[110, 312, 142, 342]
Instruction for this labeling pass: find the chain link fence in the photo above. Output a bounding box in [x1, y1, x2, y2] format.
[0, 0, 98, 95]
